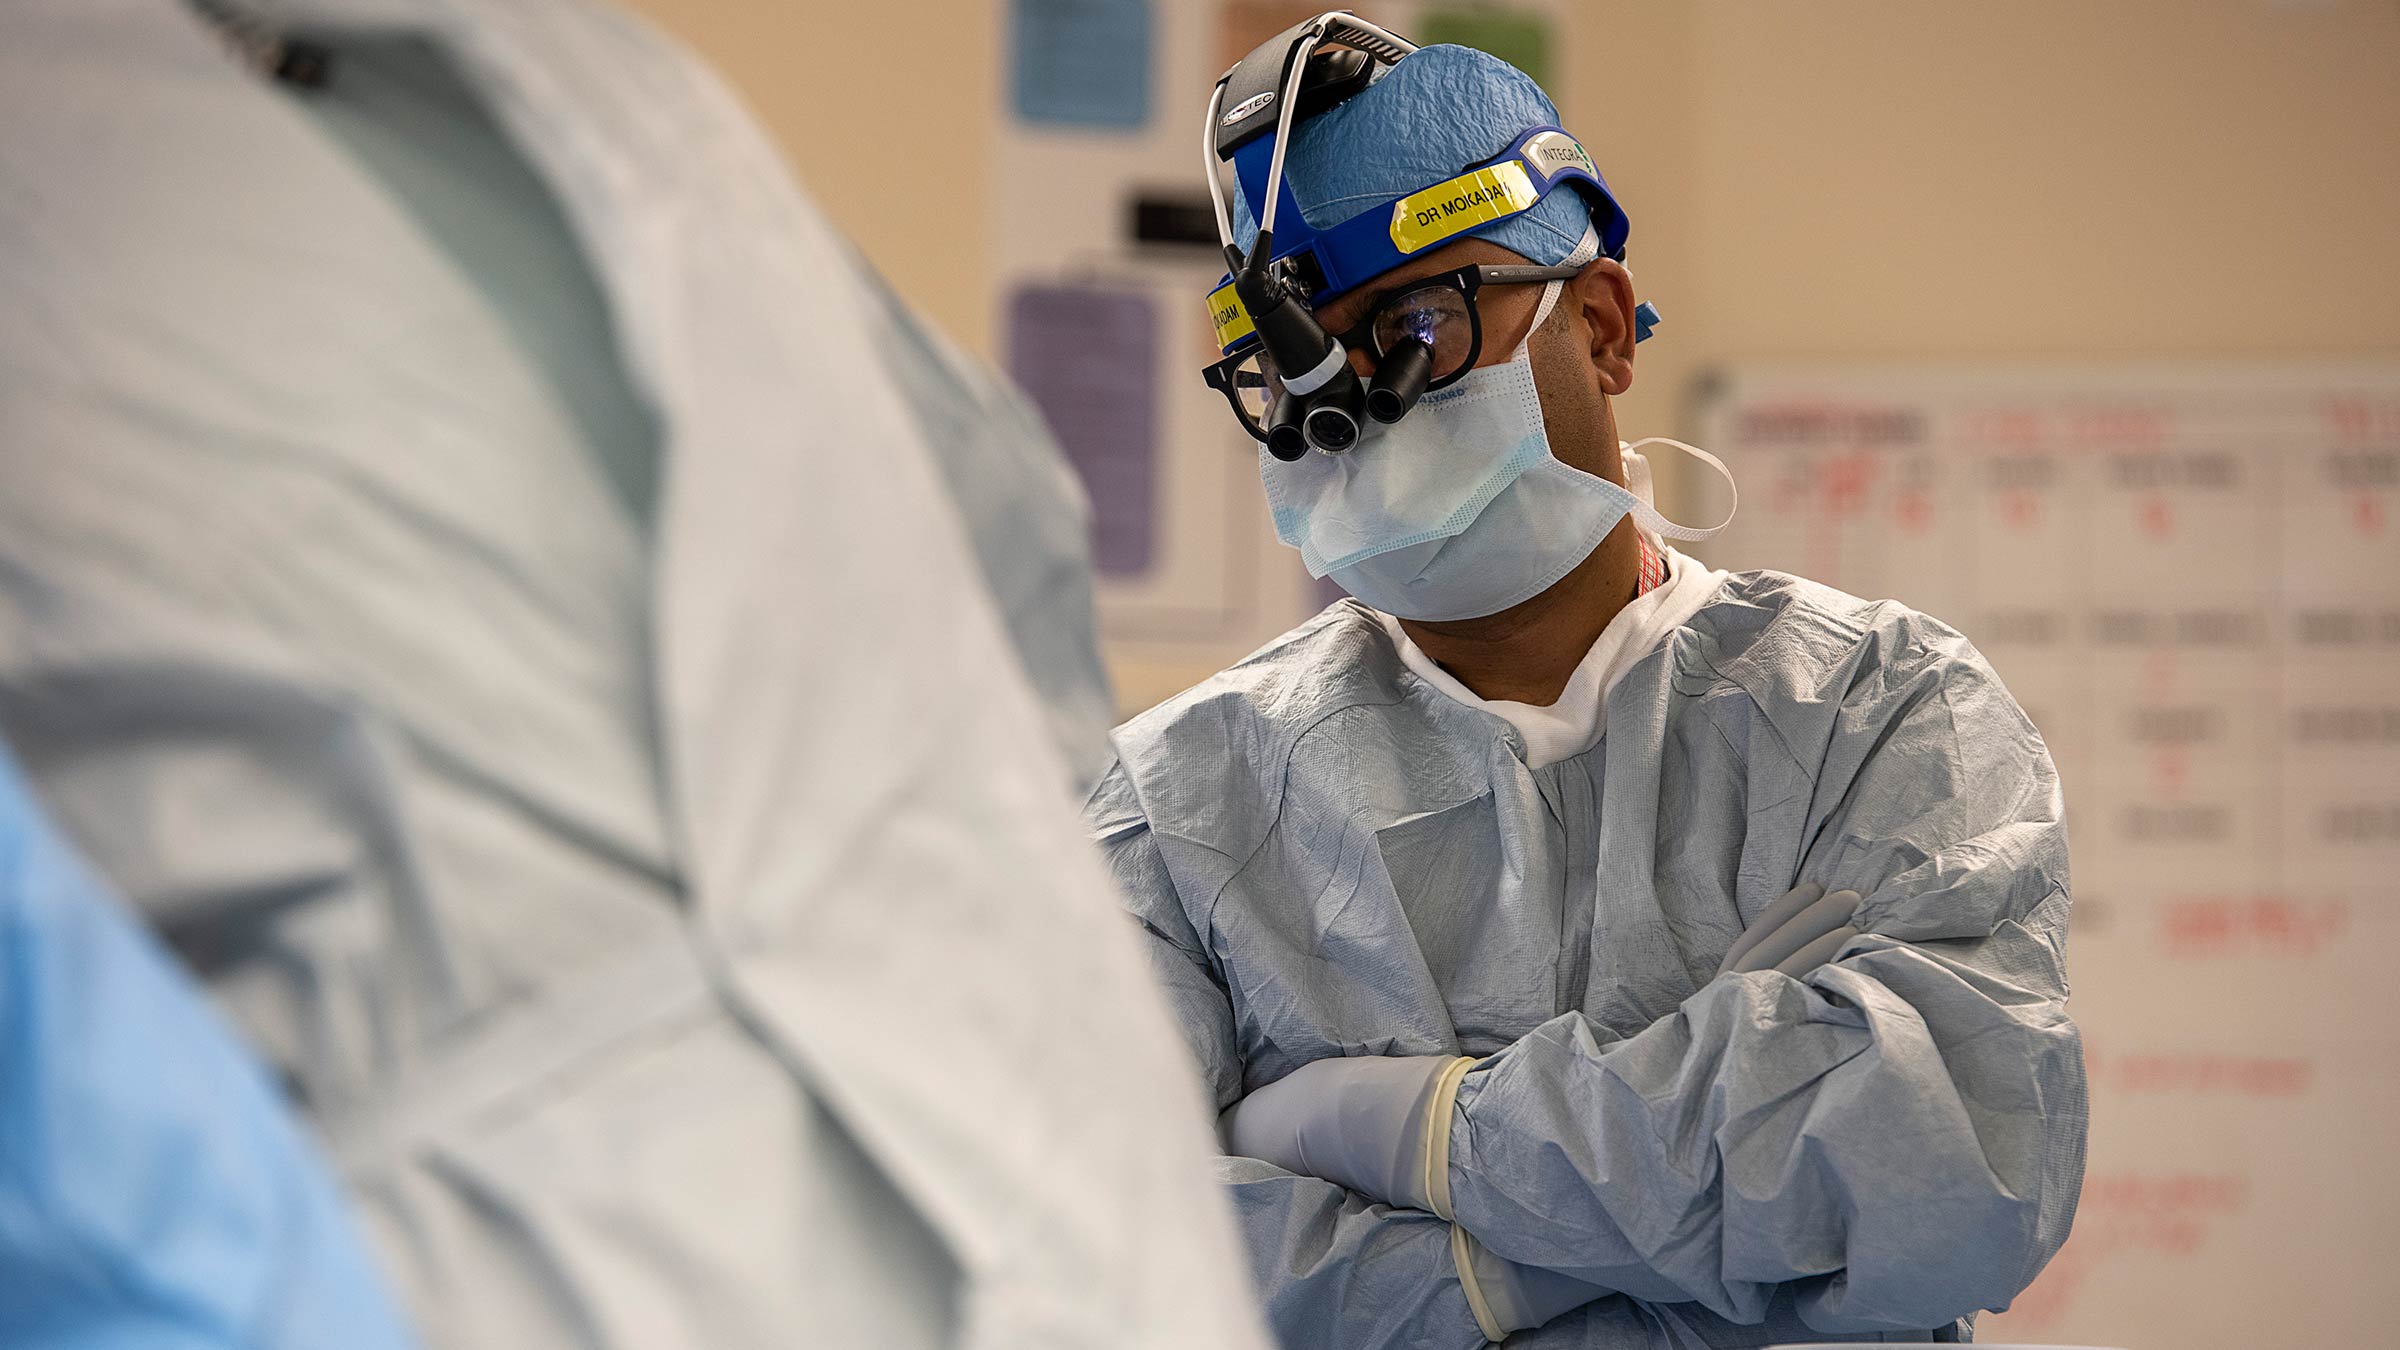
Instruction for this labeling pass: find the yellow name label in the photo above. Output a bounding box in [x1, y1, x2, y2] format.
[1208, 280, 1255, 351]
[1388, 160, 1539, 255]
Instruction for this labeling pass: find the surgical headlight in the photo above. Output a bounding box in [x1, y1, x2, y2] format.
[1196, 12, 1657, 454]
[1201, 13, 1410, 456]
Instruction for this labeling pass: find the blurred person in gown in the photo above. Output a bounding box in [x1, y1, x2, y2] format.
[0, 1, 1267, 1346]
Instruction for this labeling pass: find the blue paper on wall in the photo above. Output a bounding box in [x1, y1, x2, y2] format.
[1006, 284, 1159, 576]
[1011, 0, 1151, 129]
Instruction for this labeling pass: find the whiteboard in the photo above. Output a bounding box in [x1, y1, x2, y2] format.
[1696, 363, 2400, 1349]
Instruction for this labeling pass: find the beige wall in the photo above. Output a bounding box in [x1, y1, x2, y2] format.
[615, 0, 1000, 353]
[1570, 0, 2400, 437]
[624, 0, 2400, 418]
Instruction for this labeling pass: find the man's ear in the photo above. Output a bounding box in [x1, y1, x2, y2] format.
[1568, 258, 1637, 396]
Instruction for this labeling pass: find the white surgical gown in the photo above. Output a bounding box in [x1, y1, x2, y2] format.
[0, 2, 1264, 1346]
[1087, 571, 2086, 1347]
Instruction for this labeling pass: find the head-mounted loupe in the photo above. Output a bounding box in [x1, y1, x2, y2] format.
[1202, 12, 1414, 459]
[1198, 11, 1651, 461]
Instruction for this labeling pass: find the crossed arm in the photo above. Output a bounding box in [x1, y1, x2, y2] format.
[1216, 883, 1868, 1339]
[1090, 662, 2086, 1346]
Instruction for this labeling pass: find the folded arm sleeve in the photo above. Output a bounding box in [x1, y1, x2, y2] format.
[1089, 769, 1497, 1350]
[1443, 638, 2088, 1335]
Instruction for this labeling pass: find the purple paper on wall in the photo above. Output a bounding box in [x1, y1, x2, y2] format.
[1006, 284, 1160, 577]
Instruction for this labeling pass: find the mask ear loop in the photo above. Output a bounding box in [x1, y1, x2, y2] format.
[1508, 281, 1565, 362]
[1506, 223, 1602, 361]
[1617, 436, 1741, 541]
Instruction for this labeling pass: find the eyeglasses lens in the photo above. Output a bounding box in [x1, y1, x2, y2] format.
[1372, 285, 1474, 382]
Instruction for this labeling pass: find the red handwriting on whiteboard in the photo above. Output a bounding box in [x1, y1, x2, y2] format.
[2326, 397, 2400, 444]
[1999, 1171, 2250, 1329]
[1895, 487, 1932, 534]
[2138, 492, 2175, 539]
[2159, 895, 2348, 958]
[2071, 406, 2169, 446]
[2092, 1050, 2314, 1098]
[2001, 489, 2041, 530]
[2152, 745, 2188, 797]
[1965, 409, 2044, 446]
[1820, 452, 1880, 519]
[2077, 1173, 2248, 1252]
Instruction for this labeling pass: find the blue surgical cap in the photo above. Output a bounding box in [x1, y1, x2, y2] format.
[1229, 44, 1609, 279]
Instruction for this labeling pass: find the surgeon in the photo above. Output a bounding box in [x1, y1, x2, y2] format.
[1087, 16, 2085, 1347]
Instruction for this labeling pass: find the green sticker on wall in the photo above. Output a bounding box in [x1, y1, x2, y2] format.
[1418, 7, 1553, 88]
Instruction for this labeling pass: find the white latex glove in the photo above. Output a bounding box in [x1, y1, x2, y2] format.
[1221, 1054, 1474, 1214]
[1717, 881, 1862, 979]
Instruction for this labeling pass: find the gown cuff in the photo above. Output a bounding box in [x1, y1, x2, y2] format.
[1421, 1054, 1475, 1221]
[1450, 1224, 1509, 1343]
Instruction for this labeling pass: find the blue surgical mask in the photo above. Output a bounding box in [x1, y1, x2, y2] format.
[1261, 282, 1737, 621]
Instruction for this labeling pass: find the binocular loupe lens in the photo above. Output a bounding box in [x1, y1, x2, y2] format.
[1301, 369, 1367, 453]
[1366, 338, 1433, 424]
[1304, 405, 1359, 452]
[1264, 391, 1310, 461]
